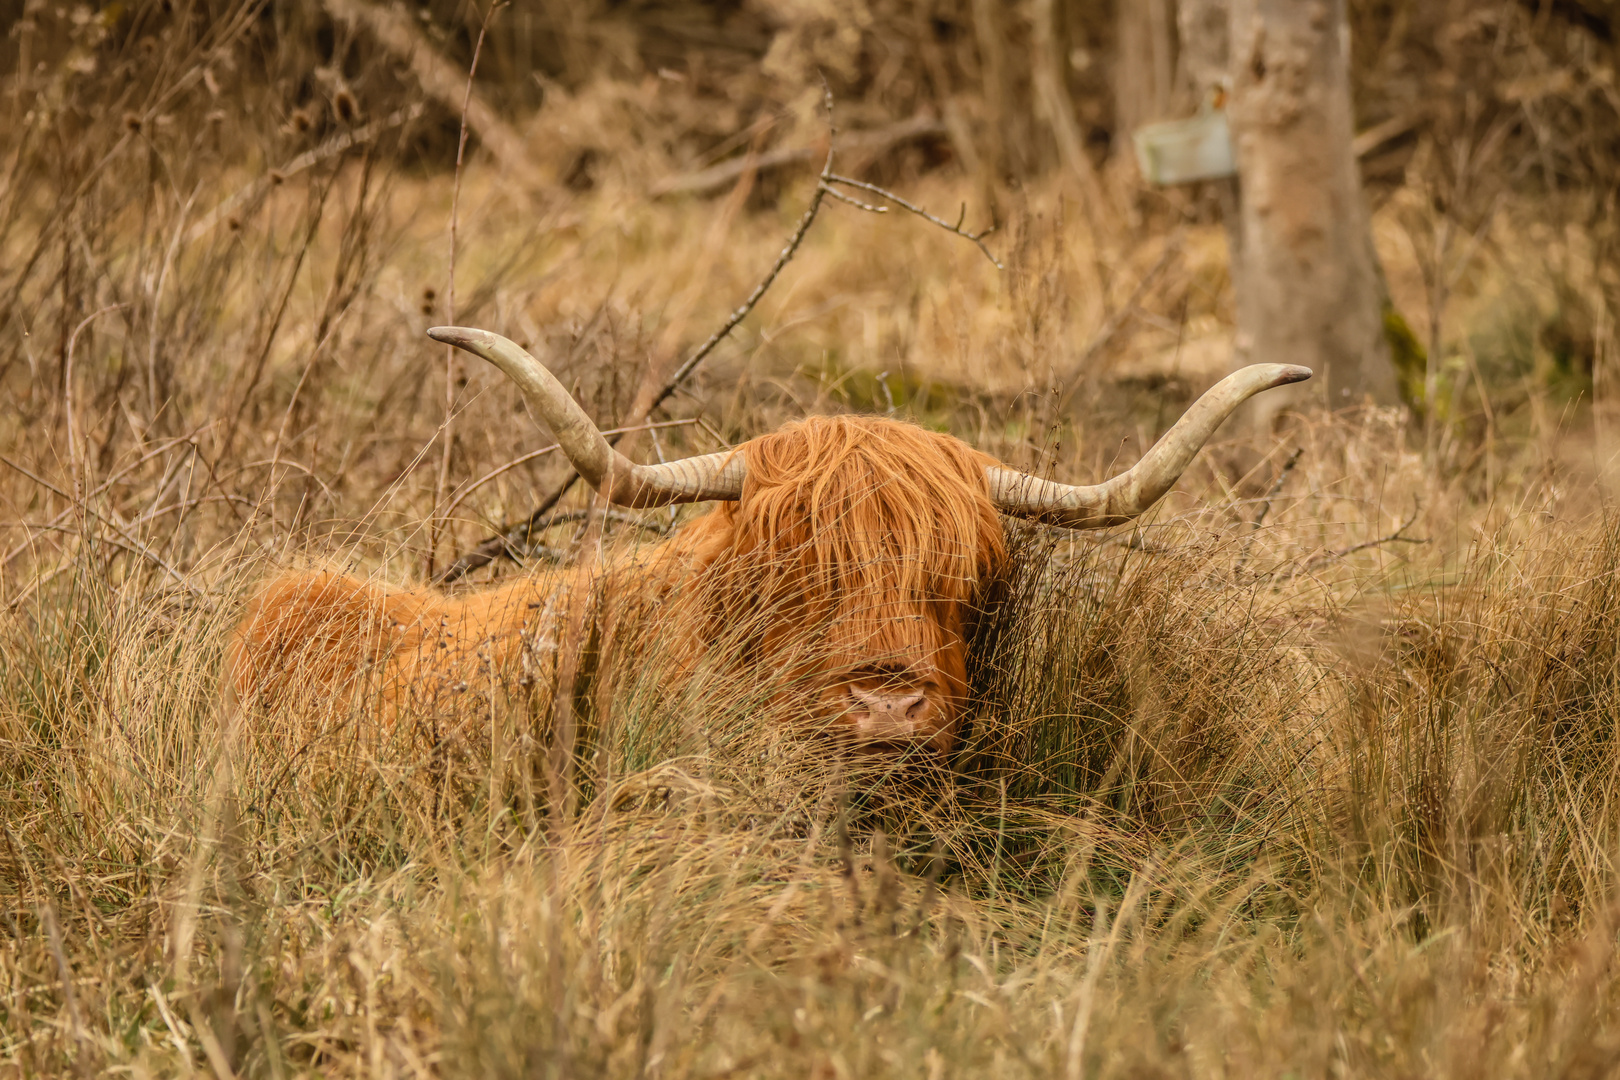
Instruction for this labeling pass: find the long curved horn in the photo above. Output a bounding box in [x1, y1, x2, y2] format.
[989, 363, 1312, 529]
[427, 326, 745, 507]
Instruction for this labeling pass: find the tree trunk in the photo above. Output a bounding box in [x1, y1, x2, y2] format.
[1176, 0, 1246, 337]
[1112, 0, 1177, 146]
[1035, 0, 1106, 206]
[972, 0, 1016, 180]
[1179, 0, 1398, 423]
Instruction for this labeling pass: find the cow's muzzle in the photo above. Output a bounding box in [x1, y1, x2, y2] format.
[839, 685, 953, 753]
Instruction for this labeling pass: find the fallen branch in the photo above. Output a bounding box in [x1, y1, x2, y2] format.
[322, 0, 541, 187]
[1294, 500, 1427, 578]
[520, 508, 672, 535]
[186, 104, 425, 244]
[1352, 112, 1422, 159]
[511, 509, 673, 566]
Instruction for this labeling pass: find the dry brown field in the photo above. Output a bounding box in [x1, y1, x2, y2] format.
[4, 3, 1620, 1076]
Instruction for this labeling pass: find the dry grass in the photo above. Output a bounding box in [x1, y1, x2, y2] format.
[5, 4, 1620, 1077]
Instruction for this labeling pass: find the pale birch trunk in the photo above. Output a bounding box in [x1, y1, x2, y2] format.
[1178, 0, 1398, 423]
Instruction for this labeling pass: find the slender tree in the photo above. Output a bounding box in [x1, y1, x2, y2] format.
[1113, 0, 1177, 151]
[1178, 0, 1398, 423]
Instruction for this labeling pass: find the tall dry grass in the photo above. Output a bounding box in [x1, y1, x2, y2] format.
[4, 2, 1620, 1077]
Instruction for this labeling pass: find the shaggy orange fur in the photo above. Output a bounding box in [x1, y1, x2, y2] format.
[227, 415, 1008, 753]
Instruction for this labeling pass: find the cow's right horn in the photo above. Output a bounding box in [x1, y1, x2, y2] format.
[428, 327, 745, 507]
[988, 363, 1312, 529]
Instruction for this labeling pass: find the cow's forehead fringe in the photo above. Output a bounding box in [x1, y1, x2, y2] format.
[725, 414, 1007, 607]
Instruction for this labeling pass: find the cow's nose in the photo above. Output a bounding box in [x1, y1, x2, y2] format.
[845, 686, 934, 741]
[850, 686, 927, 718]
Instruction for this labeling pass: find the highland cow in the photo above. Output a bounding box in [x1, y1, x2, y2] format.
[227, 326, 1308, 757]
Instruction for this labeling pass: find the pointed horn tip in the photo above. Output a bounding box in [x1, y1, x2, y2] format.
[426, 326, 488, 349]
[1273, 364, 1314, 386]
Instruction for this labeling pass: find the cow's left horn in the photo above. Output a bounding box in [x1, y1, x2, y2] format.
[988, 363, 1312, 529]
[427, 327, 745, 506]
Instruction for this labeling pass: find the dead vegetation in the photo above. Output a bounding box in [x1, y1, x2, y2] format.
[3, 1, 1620, 1076]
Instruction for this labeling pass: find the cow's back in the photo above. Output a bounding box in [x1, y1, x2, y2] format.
[226, 568, 571, 738]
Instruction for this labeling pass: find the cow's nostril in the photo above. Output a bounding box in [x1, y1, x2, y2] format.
[851, 687, 926, 716]
[846, 686, 933, 738]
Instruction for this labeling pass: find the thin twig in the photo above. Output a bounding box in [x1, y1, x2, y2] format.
[258, 288, 359, 533]
[509, 509, 672, 566]
[440, 417, 701, 525]
[821, 186, 890, 214]
[823, 173, 1001, 268]
[1058, 233, 1183, 410]
[2, 427, 211, 569]
[135, 493, 258, 525]
[1286, 500, 1428, 582]
[1311, 518, 1429, 566]
[0, 455, 204, 597]
[1231, 447, 1304, 577]
[61, 304, 124, 495]
[522, 508, 672, 534]
[438, 89, 1004, 582]
[7, 519, 209, 573]
[1252, 448, 1304, 530]
[430, 2, 500, 579]
[436, 90, 838, 583]
[658, 96, 839, 407]
[0, 6, 263, 334]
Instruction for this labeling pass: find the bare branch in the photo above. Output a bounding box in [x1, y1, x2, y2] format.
[436, 91, 838, 583]
[656, 132, 836, 409]
[1231, 446, 1304, 577]
[438, 89, 1003, 582]
[823, 173, 1002, 268]
[821, 186, 889, 214]
[430, 1, 499, 578]
[1279, 500, 1428, 584]
[1251, 447, 1304, 530]
[440, 417, 701, 526]
[1311, 511, 1428, 566]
